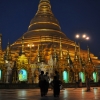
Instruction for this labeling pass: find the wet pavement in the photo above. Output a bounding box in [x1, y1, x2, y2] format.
[0, 87, 100, 100]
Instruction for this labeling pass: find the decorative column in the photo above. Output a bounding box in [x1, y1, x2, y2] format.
[85, 46, 94, 78]
[0, 34, 2, 51]
[73, 42, 82, 83]
[58, 37, 64, 81]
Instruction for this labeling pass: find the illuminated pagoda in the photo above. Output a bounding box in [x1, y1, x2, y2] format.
[0, 0, 100, 84]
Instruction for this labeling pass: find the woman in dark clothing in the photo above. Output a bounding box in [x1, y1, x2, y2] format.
[52, 76, 62, 97]
[44, 72, 50, 95]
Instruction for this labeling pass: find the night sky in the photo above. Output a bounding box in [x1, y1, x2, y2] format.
[0, 0, 100, 58]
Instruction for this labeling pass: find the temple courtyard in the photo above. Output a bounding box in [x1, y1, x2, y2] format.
[0, 87, 100, 100]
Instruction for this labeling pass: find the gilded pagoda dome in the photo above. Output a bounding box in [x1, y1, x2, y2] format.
[9, 0, 100, 67]
[23, 0, 67, 39]
[11, 0, 75, 62]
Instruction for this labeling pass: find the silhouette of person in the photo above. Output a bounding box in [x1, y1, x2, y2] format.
[78, 78, 82, 88]
[52, 76, 62, 97]
[44, 72, 50, 95]
[55, 70, 59, 80]
[54, 70, 64, 89]
[39, 71, 45, 97]
[75, 75, 79, 88]
[86, 76, 90, 91]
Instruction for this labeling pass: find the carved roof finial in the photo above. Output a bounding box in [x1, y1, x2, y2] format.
[37, 44, 41, 63]
[87, 46, 92, 63]
[74, 42, 79, 61]
[4, 40, 12, 61]
[21, 36, 25, 54]
[66, 46, 72, 65]
[59, 37, 63, 60]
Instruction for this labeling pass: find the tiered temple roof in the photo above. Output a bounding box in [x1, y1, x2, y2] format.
[3, 0, 100, 66]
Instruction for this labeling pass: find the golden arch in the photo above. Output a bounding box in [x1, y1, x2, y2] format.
[93, 72, 98, 82]
[18, 69, 27, 82]
[63, 70, 69, 83]
[79, 72, 85, 83]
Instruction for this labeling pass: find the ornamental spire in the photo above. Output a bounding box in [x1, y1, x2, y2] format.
[37, 44, 41, 63]
[53, 45, 58, 67]
[74, 42, 79, 61]
[66, 46, 71, 64]
[59, 37, 63, 60]
[87, 46, 92, 63]
[0, 34, 2, 51]
[65, 46, 73, 68]
[4, 41, 12, 61]
[37, 0, 52, 15]
[21, 36, 25, 54]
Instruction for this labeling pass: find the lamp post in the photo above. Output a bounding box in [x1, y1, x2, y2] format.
[27, 44, 34, 64]
[75, 34, 90, 64]
[75, 34, 90, 61]
[75, 34, 90, 84]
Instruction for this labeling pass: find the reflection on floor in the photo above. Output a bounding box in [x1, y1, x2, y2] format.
[0, 88, 100, 100]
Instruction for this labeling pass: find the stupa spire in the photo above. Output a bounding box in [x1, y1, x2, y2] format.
[66, 46, 71, 64]
[87, 46, 92, 63]
[53, 45, 58, 67]
[74, 42, 79, 61]
[21, 36, 25, 54]
[37, 44, 41, 63]
[37, 0, 52, 15]
[4, 41, 12, 61]
[59, 37, 63, 60]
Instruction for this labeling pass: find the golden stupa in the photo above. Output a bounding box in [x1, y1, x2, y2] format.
[0, 0, 100, 84]
[10, 0, 100, 66]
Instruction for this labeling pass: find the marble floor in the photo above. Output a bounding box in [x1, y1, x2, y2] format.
[0, 87, 100, 100]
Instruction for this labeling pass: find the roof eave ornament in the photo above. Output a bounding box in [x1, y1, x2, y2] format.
[74, 42, 79, 61]
[87, 46, 92, 63]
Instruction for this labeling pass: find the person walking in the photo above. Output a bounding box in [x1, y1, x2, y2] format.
[86, 76, 90, 91]
[39, 71, 45, 97]
[75, 76, 79, 88]
[44, 72, 50, 95]
[55, 70, 60, 80]
[52, 76, 62, 97]
[78, 78, 82, 88]
[54, 70, 64, 90]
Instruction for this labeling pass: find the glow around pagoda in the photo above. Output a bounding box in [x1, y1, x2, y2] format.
[0, 0, 100, 84]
